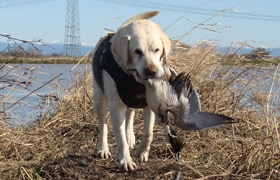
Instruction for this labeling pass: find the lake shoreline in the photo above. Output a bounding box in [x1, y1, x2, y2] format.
[0, 56, 90, 64]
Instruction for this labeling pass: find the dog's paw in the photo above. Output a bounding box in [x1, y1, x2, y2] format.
[119, 157, 137, 171]
[138, 151, 149, 162]
[135, 141, 151, 162]
[135, 150, 149, 162]
[97, 150, 112, 159]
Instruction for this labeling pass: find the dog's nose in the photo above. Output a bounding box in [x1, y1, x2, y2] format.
[144, 67, 156, 77]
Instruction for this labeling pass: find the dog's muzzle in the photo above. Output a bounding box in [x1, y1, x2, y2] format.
[127, 69, 146, 84]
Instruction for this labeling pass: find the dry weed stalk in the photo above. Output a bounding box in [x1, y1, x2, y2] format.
[0, 33, 53, 54]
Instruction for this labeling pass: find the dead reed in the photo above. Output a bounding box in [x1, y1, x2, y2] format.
[0, 44, 279, 179]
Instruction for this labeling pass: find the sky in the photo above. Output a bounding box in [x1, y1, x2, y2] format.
[0, 0, 280, 49]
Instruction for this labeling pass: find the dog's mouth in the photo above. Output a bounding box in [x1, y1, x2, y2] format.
[127, 69, 146, 84]
[127, 68, 138, 75]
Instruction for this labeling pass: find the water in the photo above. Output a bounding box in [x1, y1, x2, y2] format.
[1, 64, 279, 125]
[211, 65, 280, 116]
[0, 64, 90, 124]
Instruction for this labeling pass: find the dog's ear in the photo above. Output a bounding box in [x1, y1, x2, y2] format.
[111, 35, 131, 68]
[161, 33, 171, 64]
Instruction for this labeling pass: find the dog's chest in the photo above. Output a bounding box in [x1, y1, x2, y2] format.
[92, 35, 147, 108]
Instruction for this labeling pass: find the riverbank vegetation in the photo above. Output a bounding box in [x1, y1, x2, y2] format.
[0, 42, 279, 179]
[1, 43, 280, 65]
[0, 56, 84, 64]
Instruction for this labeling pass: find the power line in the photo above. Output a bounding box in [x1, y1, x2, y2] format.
[94, 0, 280, 22]
[1, 0, 280, 22]
[0, 0, 60, 8]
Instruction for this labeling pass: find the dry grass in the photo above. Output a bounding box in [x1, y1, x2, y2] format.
[0, 44, 280, 179]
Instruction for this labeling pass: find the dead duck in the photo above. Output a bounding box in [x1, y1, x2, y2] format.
[146, 72, 234, 131]
[146, 72, 234, 159]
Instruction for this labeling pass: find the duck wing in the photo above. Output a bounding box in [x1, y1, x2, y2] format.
[171, 73, 234, 130]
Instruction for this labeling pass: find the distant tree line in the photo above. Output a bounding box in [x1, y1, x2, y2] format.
[1, 45, 42, 58]
[241, 47, 271, 59]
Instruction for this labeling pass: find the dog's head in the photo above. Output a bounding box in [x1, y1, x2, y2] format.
[110, 18, 171, 81]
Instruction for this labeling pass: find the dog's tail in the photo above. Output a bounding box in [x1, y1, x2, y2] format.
[120, 11, 159, 28]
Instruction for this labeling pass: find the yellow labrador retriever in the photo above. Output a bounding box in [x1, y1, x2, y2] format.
[92, 11, 172, 171]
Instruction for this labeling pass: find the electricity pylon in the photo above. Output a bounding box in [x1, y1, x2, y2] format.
[63, 0, 81, 57]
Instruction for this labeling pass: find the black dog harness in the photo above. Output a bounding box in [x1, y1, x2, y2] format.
[92, 34, 147, 108]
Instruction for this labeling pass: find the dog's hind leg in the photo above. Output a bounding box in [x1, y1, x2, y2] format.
[125, 108, 135, 149]
[135, 107, 155, 161]
[94, 84, 111, 159]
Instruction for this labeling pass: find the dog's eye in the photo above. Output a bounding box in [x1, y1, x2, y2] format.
[155, 48, 160, 53]
[135, 49, 143, 56]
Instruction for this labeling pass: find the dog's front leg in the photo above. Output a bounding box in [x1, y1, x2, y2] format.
[126, 108, 135, 149]
[135, 107, 155, 161]
[109, 104, 137, 171]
